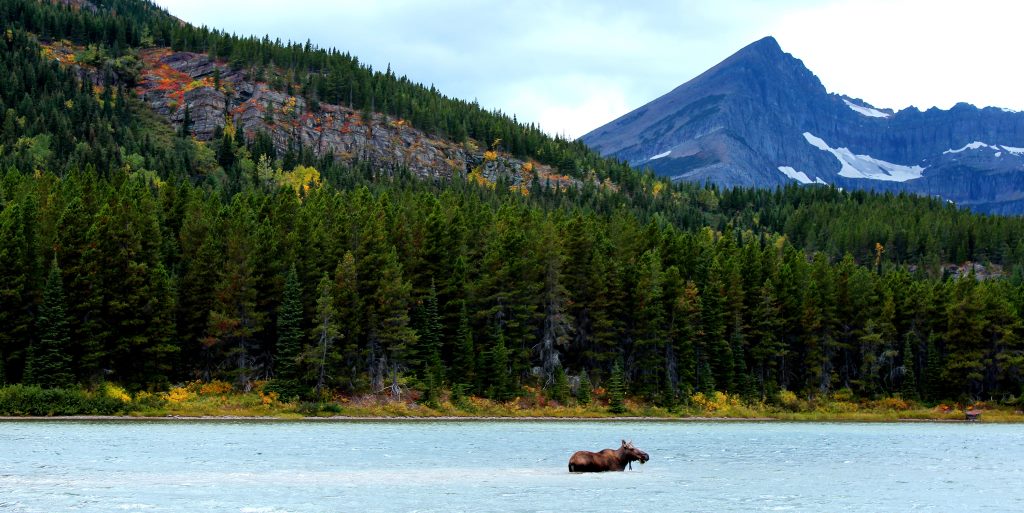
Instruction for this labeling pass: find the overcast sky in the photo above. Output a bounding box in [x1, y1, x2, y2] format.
[153, 0, 1023, 139]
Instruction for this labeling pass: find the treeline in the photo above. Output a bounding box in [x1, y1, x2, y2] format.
[1, 169, 1023, 404]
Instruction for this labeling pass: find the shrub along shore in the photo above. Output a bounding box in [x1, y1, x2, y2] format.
[1, 382, 1020, 422]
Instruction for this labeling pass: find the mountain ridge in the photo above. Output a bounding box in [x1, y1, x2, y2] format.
[582, 36, 1024, 213]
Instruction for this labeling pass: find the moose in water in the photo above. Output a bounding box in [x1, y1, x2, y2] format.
[568, 440, 649, 472]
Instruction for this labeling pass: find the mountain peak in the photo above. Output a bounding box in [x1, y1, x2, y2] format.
[582, 34, 1024, 213]
[741, 36, 783, 56]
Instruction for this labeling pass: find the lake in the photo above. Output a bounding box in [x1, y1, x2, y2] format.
[0, 419, 1021, 512]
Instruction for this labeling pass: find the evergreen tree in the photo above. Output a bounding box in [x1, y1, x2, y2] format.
[417, 281, 445, 406]
[417, 280, 444, 381]
[205, 203, 264, 391]
[0, 203, 29, 383]
[900, 333, 919, 400]
[24, 258, 74, 389]
[451, 300, 476, 391]
[577, 370, 593, 405]
[608, 359, 627, 414]
[549, 364, 570, 404]
[632, 249, 667, 401]
[333, 252, 363, 392]
[275, 264, 303, 381]
[702, 258, 733, 391]
[923, 334, 944, 401]
[309, 272, 340, 395]
[486, 322, 515, 402]
[697, 358, 715, 395]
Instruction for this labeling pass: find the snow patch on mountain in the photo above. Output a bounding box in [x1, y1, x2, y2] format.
[778, 166, 812, 184]
[943, 142, 1024, 156]
[648, 150, 671, 161]
[803, 132, 924, 182]
[843, 99, 890, 118]
[778, 166, 827, 185]
[944, 141, 993, 154]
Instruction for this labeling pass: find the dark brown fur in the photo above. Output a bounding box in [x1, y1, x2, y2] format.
[568, 440, 649, 472]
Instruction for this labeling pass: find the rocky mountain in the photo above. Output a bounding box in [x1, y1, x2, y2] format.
[39, 38, 578, 191]
[132, 48, 573, 189]
[581, 37, 1024, 214]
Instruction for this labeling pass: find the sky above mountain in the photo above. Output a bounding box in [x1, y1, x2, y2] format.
[154, 0, 1023, 139]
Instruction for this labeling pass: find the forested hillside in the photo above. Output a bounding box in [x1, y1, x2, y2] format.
[1, 0, 1023, 407]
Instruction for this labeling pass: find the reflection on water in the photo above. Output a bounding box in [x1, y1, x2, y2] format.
[1, 420, 1022, 512]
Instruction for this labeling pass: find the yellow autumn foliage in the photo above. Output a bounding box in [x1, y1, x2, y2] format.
[282, 96, 298, 116]
[104, 383, 131, 403]
[166, 386, 194, 404]
[483, 150, 498, 161]
[223, 118, 237, 140]
[468, 167, 495, 190]
[275, 165, 322, 196]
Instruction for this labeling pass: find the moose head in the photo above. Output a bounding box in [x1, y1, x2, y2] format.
[620, 440, 649, 465]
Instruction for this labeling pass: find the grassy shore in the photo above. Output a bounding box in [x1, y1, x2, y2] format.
[3, 381, 1021, 422]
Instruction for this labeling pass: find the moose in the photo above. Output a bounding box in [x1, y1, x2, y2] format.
[568, 440, 650, 472]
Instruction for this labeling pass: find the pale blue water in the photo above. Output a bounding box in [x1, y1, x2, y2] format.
[0, 420, 1021, 512]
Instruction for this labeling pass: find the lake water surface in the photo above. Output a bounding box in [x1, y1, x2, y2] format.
[0, 419, 1021, 512]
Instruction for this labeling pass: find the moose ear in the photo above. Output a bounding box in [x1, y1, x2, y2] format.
[621, 439, 627, 445]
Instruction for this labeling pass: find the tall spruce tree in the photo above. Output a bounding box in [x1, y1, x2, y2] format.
[900, 333, 919, 400]
[24, 258, 74, 389]
[451, 300, 476, 391]
[486, 322, 515, 402]
[309, 272, 340, 395]
[276, 264, 303, 381]
[577, 370, 593, 405]
[608, 359, 627, 414]
[333, 252, 363, 392]
[0, 203, 29, 384]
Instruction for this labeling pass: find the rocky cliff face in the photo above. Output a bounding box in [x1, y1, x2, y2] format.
[132, 48, 574, 189]
[581, 37, 1024, 213]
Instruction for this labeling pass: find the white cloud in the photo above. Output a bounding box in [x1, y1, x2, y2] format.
[771, 0, 1024, 113]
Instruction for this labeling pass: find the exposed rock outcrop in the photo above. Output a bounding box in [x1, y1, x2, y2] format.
[134, 49, 573, 188]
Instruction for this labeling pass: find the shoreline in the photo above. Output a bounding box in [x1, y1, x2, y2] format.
[0, 415, 774, 422]
[0, 414, 981, 423]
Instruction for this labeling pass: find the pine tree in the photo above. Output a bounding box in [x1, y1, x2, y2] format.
[451, 300, 476, 391]
[276, 264, 303, 381]
[549, 364, 570, 404]
[418, 281, 445, 406]
[417, 280, 444, 381]
[309, 272, 340, 395]
[24, 258, 74, 389]
[608, 359, 626, 414]
[900, 333, 919, 400]
[702, 259, 733, 392]
[577, 370, 593, 405]
[633, 249, 667, 401]
[486, 322, 515, 402]
[537, 220, 572, 385]
[333, 252, 363, 392]
[0, 203, 29, 384]
[205, 203, 264, 391]
[924, 334, 944, 401]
